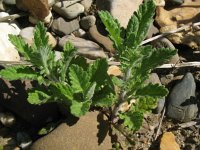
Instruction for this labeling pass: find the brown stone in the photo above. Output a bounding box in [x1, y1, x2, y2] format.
[19, 0, 50, 20]
[89, 25, 115, 53]
[160, 132, 180, 150]
[30, 111, 112, 150]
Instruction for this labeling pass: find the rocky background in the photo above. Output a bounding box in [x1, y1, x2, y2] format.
[0, 0, 200, 149]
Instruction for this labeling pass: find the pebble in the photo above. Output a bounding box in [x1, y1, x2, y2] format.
[17, 132, 32, 149]
[107, 65, 122, 76]
[53, 1, 84, 19]
[73, 29, 86, 38]
[20, 0, 50, 20]
[80, 15, 96, 30]
[89, 25, 114, 53]
[96, 0, 143, 28]
[0, 112, 16, 127]
[0, 22, 20, 61]
[167, 73, 198, 122]
[52, 17, 80, 36]
[20, 26, 57, 48]
[160, 132, 180, 150]
[80, 0, 93, 12]
[3, 0, 16, 5]
[59, 35, 107, 59]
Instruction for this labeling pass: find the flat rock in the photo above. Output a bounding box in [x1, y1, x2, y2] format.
[167, 73, 198, 122]
[53, 1, 84, 19]
[20, 27, 57, 48]
[96, 0, 143, 28]
[80, 15, 96, 30]
[0, 79, 59, 127]
[160, 132, 180, 150]
[51, 17, 80, 36]
[30, 111, 112, 150]
[0, 22, 20, 61]
[89, 25, 114, 53]
[59, 35, 107, 59]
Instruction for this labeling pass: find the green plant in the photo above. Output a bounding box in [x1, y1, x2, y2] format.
[0, 22, 115, 117]
[0, 0, 176, 135]
[98, 0, 176, 131]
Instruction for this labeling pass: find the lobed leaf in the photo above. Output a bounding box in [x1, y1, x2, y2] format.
[98, 11, 123, 52]
[70, 100, 91, 117]
[125, 0, 156, 47]
[0, 66, 42, 81]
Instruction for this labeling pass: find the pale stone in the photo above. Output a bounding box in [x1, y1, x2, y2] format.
[0, 23, 20, 61]
[155, 0, 200, 49]
[160, 132, 180, 150]
[20, 26, 57, 48]
[96, 0, 143, 28]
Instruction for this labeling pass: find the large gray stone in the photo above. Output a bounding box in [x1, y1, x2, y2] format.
[167, 73, 198, 122]
[52, 17, 80, 35]
[30, 111, 112, 150]
[59, 35, 107, 59]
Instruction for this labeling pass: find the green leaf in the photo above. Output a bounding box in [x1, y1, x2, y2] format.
[89, 59, 108, 87]
[9, 34, 31, 59]
[92, 93, 116, 107]
[70, 100, 91, 117]
[0, 66, 42, 81]
[38, 122, 57, 135]
[136, 83, 168, 98]
[28, 88, 52, 105]
[85, 82, 96, 100]
[34, 22, 49, 48]
[140, 46, 177, 75]
[60, 42, 77, 82]
[99, 11, 123, 52]
[119, 110, 143, 131]
[136, 96, 158, 111]
[69, 65, 90, 93]
[125, 0, 156, 47]
[50, 83, 73, 102]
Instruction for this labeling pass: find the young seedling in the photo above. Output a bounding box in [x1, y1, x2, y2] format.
[98, 0, 176, 131]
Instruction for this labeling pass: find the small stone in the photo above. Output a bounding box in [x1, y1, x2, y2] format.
[0, 23, 20, 61]
[59, 35, 107, 59]
[73, 29, 86, 38]
[80, 0, 93, 12]
[52, 17, 80, 35]
[160, 132, 180, 150]
[89, 25, 114, 53]
[3, 0, 16, 5]
[107, 65, 122, 76]
[80, 15, 96, 30]
[48, 0, 56, 6]
[0, 112, 16, 127]
[30, 111, 112, 150]
[167, 73, 198, 122]
[96, 0, 143, 27]
[20, 26, 57, 48]
[17, 132, 32, 149]
[20, 0, 50, 20]
[53, 2, 84, 19]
